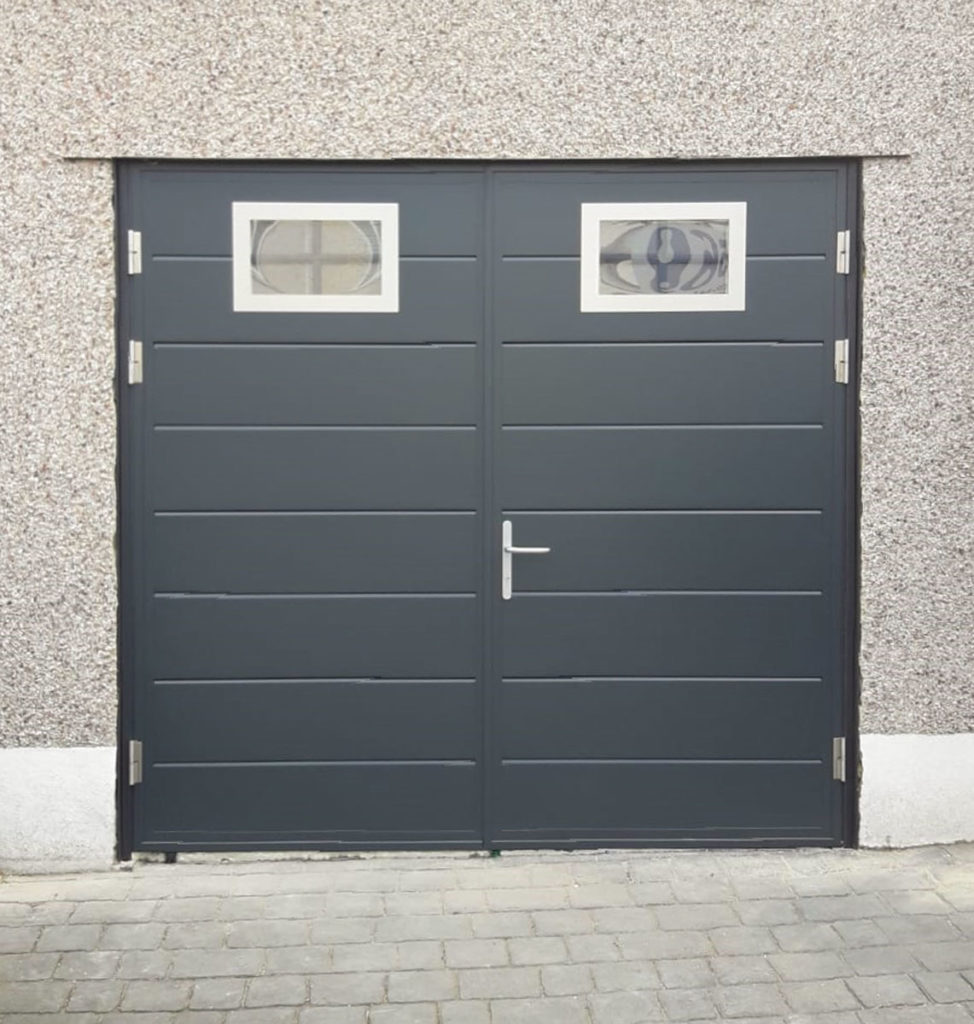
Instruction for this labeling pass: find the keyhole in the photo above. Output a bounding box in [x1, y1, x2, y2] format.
[657, 227, 676, 264]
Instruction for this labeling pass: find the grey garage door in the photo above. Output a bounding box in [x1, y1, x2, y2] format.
[118, 162, 857, 853]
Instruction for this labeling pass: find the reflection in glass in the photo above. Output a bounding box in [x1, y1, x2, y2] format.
[599, 219, 729, 296]
[251, 219, 382, 296]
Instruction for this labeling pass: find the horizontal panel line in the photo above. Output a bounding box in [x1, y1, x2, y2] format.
[154, 425, 476, 432]
[154, 592, 476, 600]
[502, 424, 822, 431]
[154, 510, 478, 517]
[154, 677, 476, 685]
[155, 760, 478, 768]
[502, 340, 824, 347]
[498, 254, 825, 262]
[152, 255, 478, 262]
[506, 509, 822, 516]
[512, 590, 823, 597]
[151, 341, 479, 348]
[501, 758, 823, 766]
[503, 676, 823, 683]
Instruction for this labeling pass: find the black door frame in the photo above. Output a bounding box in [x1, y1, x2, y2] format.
[115, 158, 861, 859]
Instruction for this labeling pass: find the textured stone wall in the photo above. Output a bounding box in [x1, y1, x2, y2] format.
[0, 0, 971, 744]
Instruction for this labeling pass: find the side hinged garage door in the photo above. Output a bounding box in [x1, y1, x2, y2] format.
[118, 161, 857, 854]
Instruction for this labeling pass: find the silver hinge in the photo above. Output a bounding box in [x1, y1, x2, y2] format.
[127, 340, 143, 385]
[834, 338, 849, 384]
[129, 740, 143, 786]
[127, 229, 142, 275]
[836, 229, 851, 274]
[832, 736, 846, 782]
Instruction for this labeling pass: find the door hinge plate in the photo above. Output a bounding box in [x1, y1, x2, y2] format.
[129, 740, 143, 786]
[836, 229, 851, 274]
[127, 229, 142, 275]
[127, 340, 143, 385]
[832, 736, 846, 782]
[834, 338, 849, 384]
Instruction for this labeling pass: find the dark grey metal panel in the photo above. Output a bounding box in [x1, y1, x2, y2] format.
[501, 594, 825, 678]
[505, 513, 826, 592]
[146, 259, 481, 343]
[152, 680, 478, 761]
[144, 763, 481, 837]
[494, 171, 836, 256]
[153, 344, 477, 425]
[151, 428, 478, 511]
[495, 260, 831, 343]
[500, 679, 827, 759]
[151, 595, 478, 679]
[152, 513, 477, 594]
[502, 343, 824, 425]
[495, 762, 829, 835]
[500, 427, 826, 510]
[142, 170, 482, 256]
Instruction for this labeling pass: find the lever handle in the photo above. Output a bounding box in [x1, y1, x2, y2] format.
[501, 521, 551, 600]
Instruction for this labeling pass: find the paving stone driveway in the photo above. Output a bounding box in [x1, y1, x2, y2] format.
[1, 845, 974, 1023]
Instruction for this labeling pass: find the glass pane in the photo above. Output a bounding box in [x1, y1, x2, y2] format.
[251, 219, 382, 296]
[598, 219, 729, 297]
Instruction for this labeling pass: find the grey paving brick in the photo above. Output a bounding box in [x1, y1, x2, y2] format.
[263, 894, 331, 919]
[228, 1009, 300, 1024]
[311, 916, 377, 944]
[951, 912, 974, 938]
[458, 966, 540, 999]
[655, 902, 737, 930]
[155, 896, 223, 921]
[630, 882, 676, 905]
[228, 918, 309, 947]
[565, 934, 619, 962]
[857, 1006, 973, 1023]
[773, 923, 844, 952]
[101, 1014, 174, 1024]
[439, 1000, 491, 1024]
[540, 963, 593, 995]
[736, 899, 800, 926]
[710, 955, 778, 985]
[310, 971, 386, 1005]
[385, 892, 444, 916]
[731, 877, 795, 900]
[398, 870, 459, 893]
[67, 979, 125, 1012]
[659, 986, 719, 1020]
[508, 936, 567, 965]
[587, 989, 662, 1024]
[331, 941, 400, 972]
[486, 888, 567, 912]
[671, 878, 736, 903]
[221, 896, 269, 921]
[709, 926, 778, 955]
[831, 919, 889, 946]
[842, 945, 920, 975]
[300, 1008, 367, 1024]
[377, 915, 473, 942]
[800, 894, 889, 922]
[328, 892, 384, 917]
[657, 957, 713, 989]
[0, 951, 60, 980]
[470, 912, 533, 938]
[1, 1016, 98, 1024]
[849, 869, 937, 892]
[266, 944, 332, 974]
[782, 979, 861, 1014]
[121, 979, 194, 1011]
[398, 941, 445, 970]
[116, 949, 174, 979]
[70, 899, 158, 923]
[0, 980, 72, 1013]
[784, 1014, 861, 1024]
[531, 910, 592, 935]
[445, 938, 508, 968]
[846, 972, 927, 1007]
[101, 922, 167, 950]
[171, 948, 263, 978]
[191, 977, 248, 1010]
[912, 941, 974, 972]
[876, 914, 961, 943]
[35, 924, 101, 952]
[568, 884, 632, 909]
[54, 949, 121, 979]
[370, 1004, 438, 1024]
[717, 981, 788, 1018]
[387, 968, 457, 1002]
[591, 906, 658, 933]
[247, 974, 308, 1006]
[444, 889, 487, 913]
[591, 960, 661, 992]
[490, 995, 589, 1024]
[618, 929, 713, 959]
[163, 920, 227, 948]
[883, 890, 952, 915]
[769, 951, 852, 980]
[914, 970, 974, 1002]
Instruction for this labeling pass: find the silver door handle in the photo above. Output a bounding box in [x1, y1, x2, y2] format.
[502, 520, 551, 600]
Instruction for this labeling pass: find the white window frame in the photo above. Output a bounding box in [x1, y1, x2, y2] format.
[580, 202, 747, 313]
[231, 201, 399, 313]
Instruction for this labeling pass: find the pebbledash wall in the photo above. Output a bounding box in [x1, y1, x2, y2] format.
[1, 1, 972, 870]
